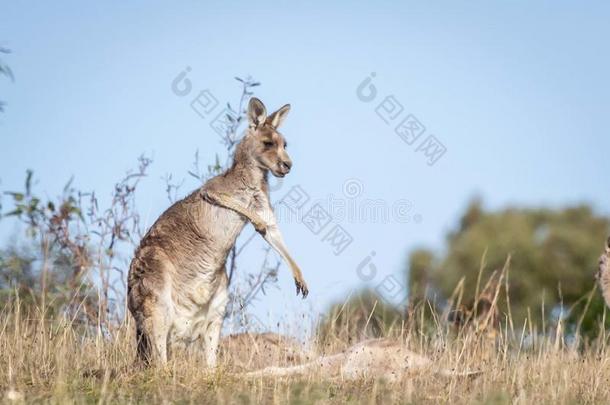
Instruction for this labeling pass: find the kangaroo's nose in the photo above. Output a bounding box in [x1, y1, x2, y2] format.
[281, 160, 292, 172]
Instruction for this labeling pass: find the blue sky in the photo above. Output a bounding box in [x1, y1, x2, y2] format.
[1, 1, 609, 334]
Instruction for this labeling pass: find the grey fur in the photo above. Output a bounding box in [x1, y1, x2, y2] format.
[127, 98, 307, 366]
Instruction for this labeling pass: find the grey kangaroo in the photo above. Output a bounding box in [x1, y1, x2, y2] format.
[127, 97, 308, 366]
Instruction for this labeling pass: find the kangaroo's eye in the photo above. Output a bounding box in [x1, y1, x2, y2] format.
[263, 141, 275, 148]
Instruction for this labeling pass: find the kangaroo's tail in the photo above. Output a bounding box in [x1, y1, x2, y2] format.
[243, 352, 345, 379]
[135, 325, 152, 366]
[436, 368, 484, 378]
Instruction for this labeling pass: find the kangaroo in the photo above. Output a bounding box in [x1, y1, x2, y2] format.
[219, 332, 314, 372]
[127, 97, 308, 366]
[244, 338, 482, 383]
[448, 270, 502, 338]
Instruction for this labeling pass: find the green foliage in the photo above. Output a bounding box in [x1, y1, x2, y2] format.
[407, 198, 610, 335]
[407, 248, 434, 303]
[0, 160, 150, 326]
[0, 170, 98, 321]
[0, 244, 36, 293]
[0, 242, 98, 321]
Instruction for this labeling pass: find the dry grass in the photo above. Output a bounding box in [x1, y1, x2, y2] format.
[2, 292, 610, 405]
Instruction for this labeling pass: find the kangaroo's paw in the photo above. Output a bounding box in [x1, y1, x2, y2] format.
[254, 221, 267, 236]
[295, 278, 309, 298]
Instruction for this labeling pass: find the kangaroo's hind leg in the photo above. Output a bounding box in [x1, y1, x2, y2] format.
[202, 271, 229, 368]
[141, 305, 171, 364]
[131, 296, 171, 365]
[128, 253, 174, 366]
[134, 322, 152, 365]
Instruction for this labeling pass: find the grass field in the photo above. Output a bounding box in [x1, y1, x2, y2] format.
[2, 291, 610, 405]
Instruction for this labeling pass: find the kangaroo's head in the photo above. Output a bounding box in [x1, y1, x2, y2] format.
[242, 97, 293, 178]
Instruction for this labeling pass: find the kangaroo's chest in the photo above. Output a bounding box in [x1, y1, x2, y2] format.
[169, 193, 257, 300]
[200, 193, 260, 256]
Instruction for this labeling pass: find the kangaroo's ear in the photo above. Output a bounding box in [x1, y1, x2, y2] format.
[267, 104, 291, 129]
[248, 97, 267, 128]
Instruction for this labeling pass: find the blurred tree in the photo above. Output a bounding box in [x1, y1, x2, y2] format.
[406, 248, 434, 304]
[406, 199, 610, 335]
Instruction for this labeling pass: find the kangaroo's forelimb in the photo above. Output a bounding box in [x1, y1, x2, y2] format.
[202, 190, 308, 298]
[262, 224, 308, 297]
[202, 190, 268, 234]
